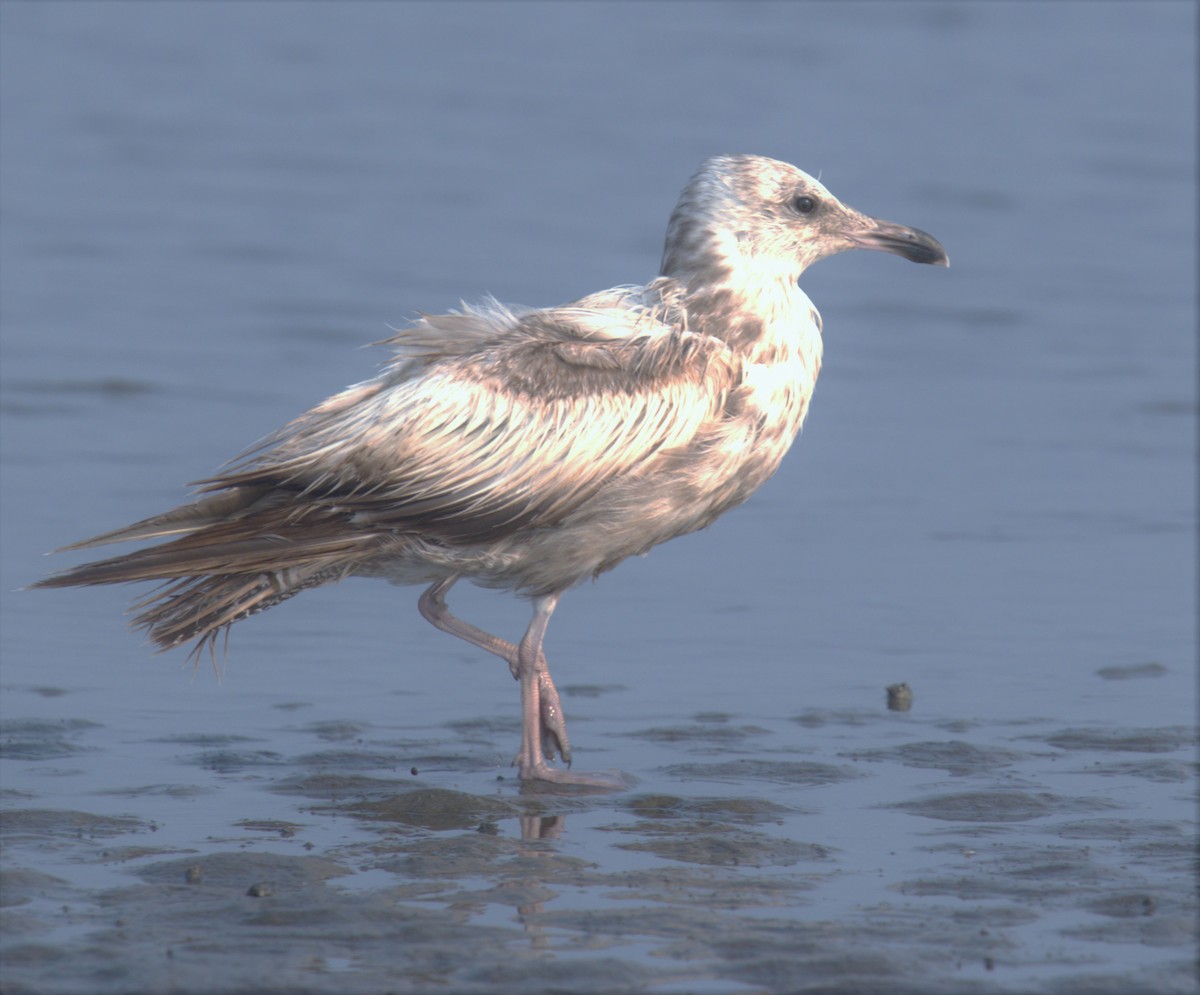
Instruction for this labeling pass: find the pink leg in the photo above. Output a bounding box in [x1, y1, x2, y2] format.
[418, 579, 627, 788]
[418, 578, 571, 766]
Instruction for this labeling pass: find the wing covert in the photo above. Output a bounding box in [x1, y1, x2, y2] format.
[205, 306, 740, 544]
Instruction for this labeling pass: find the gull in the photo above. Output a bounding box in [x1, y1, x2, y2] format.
[34, 154, 948, 786]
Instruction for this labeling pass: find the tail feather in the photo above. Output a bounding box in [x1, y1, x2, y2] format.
[130, 563, 353, 658]
[33, 497, 381, 657]
[54, 487, 265, 552]
[35, 532, 368, 588]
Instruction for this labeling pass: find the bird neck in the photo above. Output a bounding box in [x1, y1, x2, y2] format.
[681, 269, 823, 372]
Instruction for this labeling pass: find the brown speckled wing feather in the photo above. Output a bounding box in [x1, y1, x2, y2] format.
[203, 309, 741, 545]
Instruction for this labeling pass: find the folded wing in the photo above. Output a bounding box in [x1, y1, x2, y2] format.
[39, 299, 740, 581]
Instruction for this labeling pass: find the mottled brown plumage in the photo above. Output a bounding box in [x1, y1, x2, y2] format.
[35, 154, 947, 785]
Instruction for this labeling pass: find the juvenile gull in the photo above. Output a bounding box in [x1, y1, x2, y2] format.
[35, 154, 947, 786]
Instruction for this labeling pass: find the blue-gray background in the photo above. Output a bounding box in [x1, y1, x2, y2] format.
[1, 3, 1194, 993]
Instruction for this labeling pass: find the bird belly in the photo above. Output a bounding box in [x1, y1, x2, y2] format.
[437, 356, 816, 597]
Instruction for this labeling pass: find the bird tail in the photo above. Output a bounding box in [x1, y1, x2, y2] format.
[32, 488, 369, 661]
[127, 564, 351, 661]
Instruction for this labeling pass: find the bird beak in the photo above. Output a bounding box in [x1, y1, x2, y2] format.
[847, 216, 949, 267]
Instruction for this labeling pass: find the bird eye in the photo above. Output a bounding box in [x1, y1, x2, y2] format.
[791, 194, 817, 215]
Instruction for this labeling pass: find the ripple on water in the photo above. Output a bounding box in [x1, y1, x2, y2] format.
[891, 790, 1118, 824]
[662, 758, 862, 786]
[0, 717, 101, 761]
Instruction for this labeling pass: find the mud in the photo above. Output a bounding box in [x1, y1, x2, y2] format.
[1, 683, 1195, 995]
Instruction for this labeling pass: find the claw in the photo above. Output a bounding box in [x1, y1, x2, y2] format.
[517, 759, 632, 789]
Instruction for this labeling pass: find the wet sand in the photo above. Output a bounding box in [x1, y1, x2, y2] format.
[2, 669, 1194, 994]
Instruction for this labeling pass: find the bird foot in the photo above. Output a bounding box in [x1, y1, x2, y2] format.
[515, 759, 631, 790]
[536, 669, 571, 765]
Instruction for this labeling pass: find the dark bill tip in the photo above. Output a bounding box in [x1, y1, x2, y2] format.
[850, 220, 949, 267]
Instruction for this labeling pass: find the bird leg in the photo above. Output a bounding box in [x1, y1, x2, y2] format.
[419, 577, 520, 677]
[511, 594, 628, 788]
[418, 580, 625, 787]
[514, 593, 561, 780]
[418, 578, 571, 766]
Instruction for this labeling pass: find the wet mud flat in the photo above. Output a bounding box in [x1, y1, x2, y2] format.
[1, 673, 1195, 995]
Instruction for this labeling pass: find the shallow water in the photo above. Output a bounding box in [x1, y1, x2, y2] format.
[1, 3, 1195, 993]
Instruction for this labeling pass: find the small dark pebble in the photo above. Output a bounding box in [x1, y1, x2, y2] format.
[246, 882, 273, 897]
[886, 682, 914, 711]
[477, 820, 500, 836]
[984, 956, 995, 971]
[410, 766, 419, 776]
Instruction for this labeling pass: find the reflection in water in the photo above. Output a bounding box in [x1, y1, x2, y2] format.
[520, 813, 565, 841]
[515, 813, 567, 952]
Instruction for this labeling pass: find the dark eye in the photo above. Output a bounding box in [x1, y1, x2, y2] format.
[791, 194, 817, 215]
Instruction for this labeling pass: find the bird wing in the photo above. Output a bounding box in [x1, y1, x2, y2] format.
[204, 302, 741, 544]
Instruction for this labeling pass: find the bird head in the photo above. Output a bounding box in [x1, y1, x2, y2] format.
[661, 154, 948, 285]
